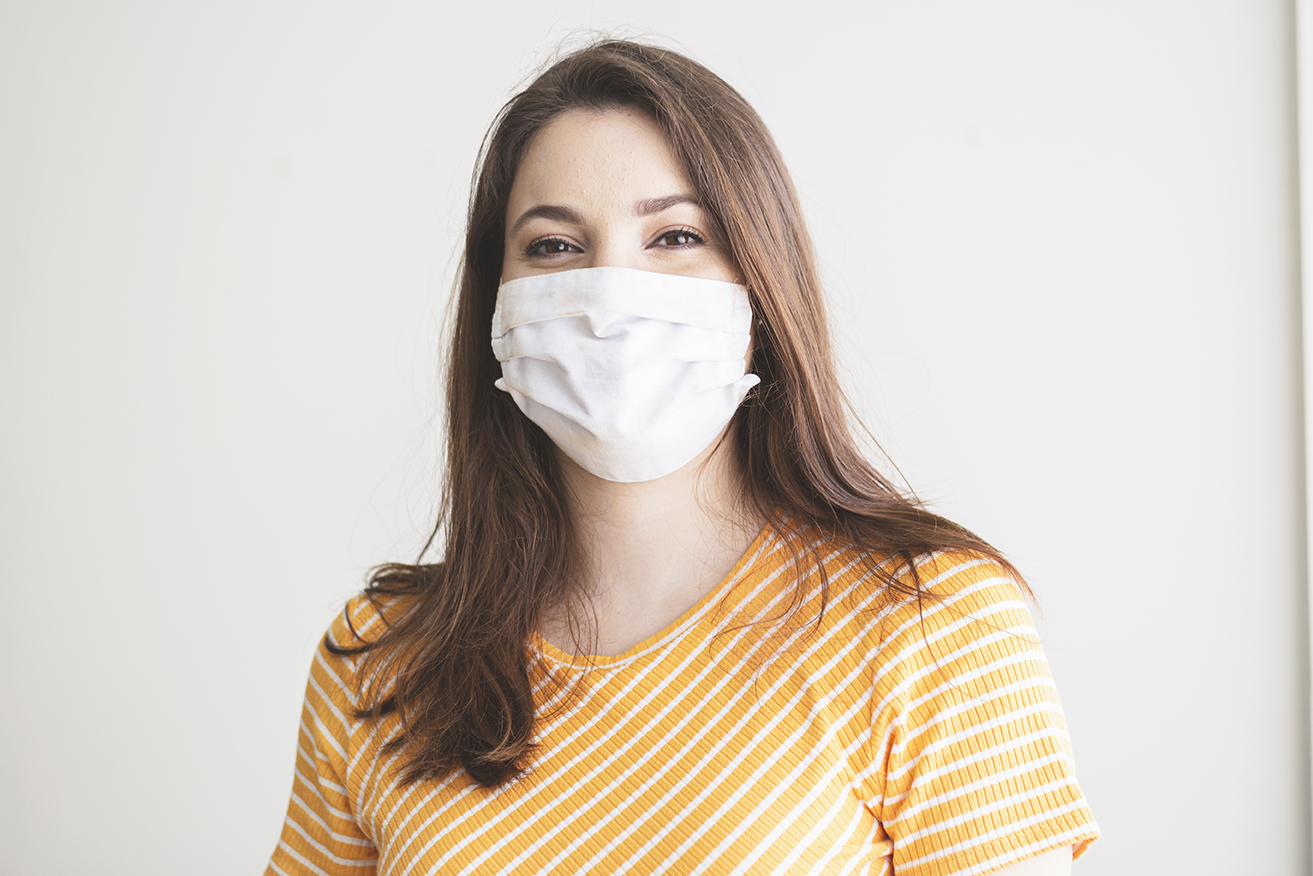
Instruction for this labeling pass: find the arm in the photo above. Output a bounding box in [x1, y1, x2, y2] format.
[266, 627, 379, 875]
[991, 846, 1073, 876]
[868, 554, 1099, 876]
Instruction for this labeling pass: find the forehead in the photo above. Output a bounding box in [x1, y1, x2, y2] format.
[507, 107, 694, 211]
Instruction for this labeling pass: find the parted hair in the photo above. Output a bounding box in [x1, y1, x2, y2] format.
[331, 38, 1017, 789]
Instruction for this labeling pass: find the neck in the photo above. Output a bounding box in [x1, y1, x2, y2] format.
[548, 432, 766, 657]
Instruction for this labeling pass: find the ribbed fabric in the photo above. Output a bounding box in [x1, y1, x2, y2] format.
[267, 519, 1099, 876]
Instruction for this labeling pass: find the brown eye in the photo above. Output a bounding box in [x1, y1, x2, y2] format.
[655, 228, 706, 248]
[525, 237, 582, 257]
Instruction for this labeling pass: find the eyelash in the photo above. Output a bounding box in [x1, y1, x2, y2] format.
[523, 237, 579, 257]
[523, 227, 707, 258]
[656, 227, 706, 248]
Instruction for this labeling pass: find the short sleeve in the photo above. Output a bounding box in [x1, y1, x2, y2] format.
[868, 555, 1099, 876]
[266, 603, 381, 876]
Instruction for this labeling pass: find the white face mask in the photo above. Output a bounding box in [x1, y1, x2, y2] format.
[491, 266, 760, 483]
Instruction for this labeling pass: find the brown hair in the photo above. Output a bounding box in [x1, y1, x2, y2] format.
[331, 38, 1019, 788]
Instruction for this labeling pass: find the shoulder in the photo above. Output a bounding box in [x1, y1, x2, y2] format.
[784, 536, 1045, 705]
[311, 590, 416, 704]
[890, 549, 1033, 634]
[867, 549, 1041, 679]
[859, 553, 1100, 870]
[805, 533, 1032, 636]
[768, 514, 1020, 597]
[760, 519, 1035, 655]
[326, 590, 415, 652]
[773, 515, 1028, 631]
[856, 549, 1065, 774]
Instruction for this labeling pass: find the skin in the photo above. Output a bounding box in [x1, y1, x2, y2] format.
[502, 106, 761, 662]
[500, 107, 1073, 876]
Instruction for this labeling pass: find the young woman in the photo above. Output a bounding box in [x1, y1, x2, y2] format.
[266, 39, 1099, 876]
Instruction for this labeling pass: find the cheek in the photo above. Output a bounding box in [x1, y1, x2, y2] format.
[500, 240, 517, 283]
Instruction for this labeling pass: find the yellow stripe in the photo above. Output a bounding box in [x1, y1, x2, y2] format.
[266, 521, 1099, 876]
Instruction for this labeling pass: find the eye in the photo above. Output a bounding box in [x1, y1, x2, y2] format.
[653, 227, 706, 248]
[524, 236, 582, 258]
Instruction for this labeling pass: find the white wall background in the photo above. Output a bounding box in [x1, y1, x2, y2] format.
[1, 2, 1304, 874]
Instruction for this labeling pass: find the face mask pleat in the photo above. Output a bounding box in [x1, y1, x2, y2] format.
[492, 266, 753, 337]
[491, 266, 760, 483]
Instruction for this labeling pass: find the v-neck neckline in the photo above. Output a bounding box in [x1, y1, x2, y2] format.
[530, 516, 780, 671]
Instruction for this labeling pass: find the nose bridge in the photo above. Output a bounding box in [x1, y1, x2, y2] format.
[586, 217, 643, 271]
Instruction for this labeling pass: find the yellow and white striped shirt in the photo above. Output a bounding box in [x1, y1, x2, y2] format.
[267, 520, 1099, 875]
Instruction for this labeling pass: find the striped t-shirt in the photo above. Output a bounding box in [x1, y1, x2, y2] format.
[267, 519, 1099, 876]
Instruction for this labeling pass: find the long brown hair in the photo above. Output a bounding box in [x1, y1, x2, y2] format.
[332, 38, 1018, 789]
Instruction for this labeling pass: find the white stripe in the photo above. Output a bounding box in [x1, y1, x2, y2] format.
[400, 539, 801, 870]
[884, 619, 1041, 744]
[476, 545, 876, 876]
[421, 537, 819, 874]
[916, 595, 1032, 653]
[370, 673, 562, 829]
[290, 792, 374, 848]
[852, 850, 884, 876]
[384, 540, 795, 853]
[881, 728, 1074, 811]
[315, 641, 363, 710]
[900, 802, 1094, 871]
[364, 715, 456, 833]
[896, 675, 1060, 754]
[950, 828, 1088, 876]
[311, 766, 349, 798]
[372, 653, 579, 842]
[311, 650, 358, 719]
[384, 530, 794, 853]
[283, 814, 380, 867]
[369, 745, 427, 835]
[401, 609, 792, 868]
[302, 714, 348, 776]
[900, 650, 1051, 720]
[832, 561, 1017, 802]
[844, 562, 1050, 807]
[829, 816, 884, 876]
[757, 786, 862, 876]
[349, 621, 569, 833]
[870, 572, 1017, 713]
[867, 621, 1046, 768]
[614, 559, 1037, 874]
[911, 608, 1038, 683]
[294, 754, 349, 809]
[896, 774, 1081, 845]
[708, 722, 883, 876]
[275, 838, 333, 876]
[292, 764, 354, 823]
[591, 561, 904, 874]
[381, 772, 479, 863]
[351, 718, 397, 821]
[678, 680, 882, 875]
[333, 543, 1046, 876]
[889, 702, 1068, 783]
[306, 679, 352, 763]
[342, 594, 406, 643]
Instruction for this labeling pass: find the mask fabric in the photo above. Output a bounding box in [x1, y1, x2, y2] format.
[491, 266, 760, 482]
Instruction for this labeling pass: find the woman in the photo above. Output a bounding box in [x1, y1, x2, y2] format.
[266, 39, 1099, 876]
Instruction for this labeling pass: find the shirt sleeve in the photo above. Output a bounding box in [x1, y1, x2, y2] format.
[266, 607, 380, 876]
[869, 554, 1100, 876]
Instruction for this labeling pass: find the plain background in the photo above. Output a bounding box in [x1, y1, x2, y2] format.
[1, 1, 1306, 874]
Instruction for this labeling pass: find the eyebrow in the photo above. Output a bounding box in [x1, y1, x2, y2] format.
[508, 195, 703, 237]
[508, 204, 585, 236]
[635, 194, 702, 216]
